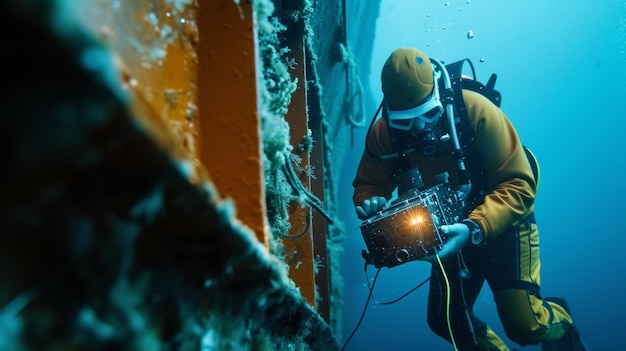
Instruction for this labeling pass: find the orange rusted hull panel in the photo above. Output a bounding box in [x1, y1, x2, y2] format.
[282, 37, 316, 307]
[198, 1, 269, 246]
[77, 0, 269, 247]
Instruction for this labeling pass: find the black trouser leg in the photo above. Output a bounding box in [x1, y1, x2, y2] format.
[426, 251, 486, 351]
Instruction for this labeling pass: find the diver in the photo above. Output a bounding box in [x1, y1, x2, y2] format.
[352, 47, 589, 351]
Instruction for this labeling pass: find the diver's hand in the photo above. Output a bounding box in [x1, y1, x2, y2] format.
[420, 223, 470, 263]
[355, 196, 387, 220]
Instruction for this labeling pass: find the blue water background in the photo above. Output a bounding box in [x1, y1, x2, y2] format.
[339, 1, 626, 350]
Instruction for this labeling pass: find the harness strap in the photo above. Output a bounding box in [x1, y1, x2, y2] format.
[444, 60, 489, 208]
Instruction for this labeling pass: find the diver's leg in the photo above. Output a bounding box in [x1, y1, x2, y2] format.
[493, 289, 573, 345]
[426, 252, 509, 351]
[541, 297, 589, 351]
[486, 216, 584, 349]
[476, 327, 510, 351]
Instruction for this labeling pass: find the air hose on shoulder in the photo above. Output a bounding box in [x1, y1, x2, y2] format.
[430, 58, 471, 198]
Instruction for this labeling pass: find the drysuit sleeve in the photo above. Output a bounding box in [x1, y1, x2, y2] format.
[352, 119, 397, 207]
[463, 90, 537, 242]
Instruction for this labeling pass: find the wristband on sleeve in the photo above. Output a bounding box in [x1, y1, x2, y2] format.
[462, 219, 484, 246]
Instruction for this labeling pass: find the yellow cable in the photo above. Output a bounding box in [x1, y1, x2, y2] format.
[436, 253, 459, 351]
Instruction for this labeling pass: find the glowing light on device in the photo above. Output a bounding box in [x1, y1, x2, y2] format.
[360, 183, 467, 268]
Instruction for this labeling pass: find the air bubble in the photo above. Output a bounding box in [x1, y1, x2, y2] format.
[148, 13, 158, 26]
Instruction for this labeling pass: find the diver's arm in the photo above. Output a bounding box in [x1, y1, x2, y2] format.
[463, 90, 537, 242]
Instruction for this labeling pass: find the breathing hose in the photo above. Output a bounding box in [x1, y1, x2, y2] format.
[430, 58, 471, 197]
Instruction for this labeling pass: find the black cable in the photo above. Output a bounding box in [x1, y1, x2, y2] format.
[341, 266, 432, 350]
[340, 268, 381, 351]
[280, 152, 334, 224]
[365, 269, 431, 305]
[280, 210, 311, 240]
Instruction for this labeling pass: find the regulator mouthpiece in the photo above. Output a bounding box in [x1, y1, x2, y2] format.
[411, 129, 438, 155]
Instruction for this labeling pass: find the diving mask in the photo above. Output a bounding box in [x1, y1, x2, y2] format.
[386, 78, 443, 131]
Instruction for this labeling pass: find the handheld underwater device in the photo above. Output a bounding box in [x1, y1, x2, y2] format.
[359, 57, 486, 269]
[360, 180, 467, 269]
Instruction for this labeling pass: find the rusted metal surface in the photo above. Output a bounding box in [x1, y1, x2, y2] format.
[77, 0, 269, 246]
[198, 0, 269, 246]
[1, 3, 340, 347]
[303, 33, 333, 321]
[309, 103, 332, 323]
[69, 0, 383, 330]
[282, 32, 317, 307]
[75, 0, 200, 164]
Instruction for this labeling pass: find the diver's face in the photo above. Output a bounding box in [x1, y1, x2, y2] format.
[386, 84, 443, 132]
